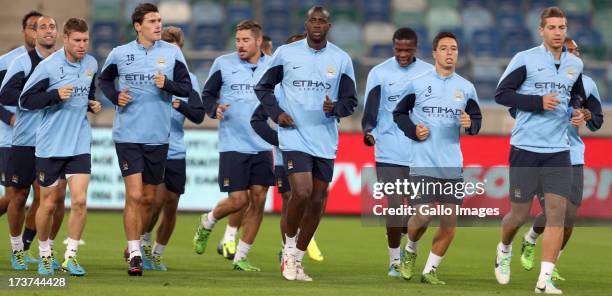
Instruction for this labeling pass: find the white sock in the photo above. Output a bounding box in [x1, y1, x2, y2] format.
[128, 240, 141, 259]
[153, 243, 166, 257]
[284, 234, 297, 255]
[222, 225, 238, 244]
[497, 242, 512, 254]
[557, 249, 563, 261]
[423, 251, 443, 274]
[405, 239, 418, 254]
[65, 238, 79, 259]
[39, 240, 52, 257]
[538, 261, 555, 283]
[49, 239, 54, 249]
[140, 232, 152, 246]
[233, 240, 251, 263]
[10, 235, 24, 251]
[525, 227, 539, 244]
[295, 248, 306, 264]
[388, 247, 400, 266]
[201, 212, 217, 230]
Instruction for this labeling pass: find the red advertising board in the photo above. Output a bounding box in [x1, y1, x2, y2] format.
[272, 134, 612, 218]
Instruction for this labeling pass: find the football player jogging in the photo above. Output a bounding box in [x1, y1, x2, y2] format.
[393, 32, 482, 285]
[20, 17, 102, 276]
[141, 26, 204, 271]
[0, 11, 41, 218]
[362, 27, 433, 277]
[254, 6, 358, 281]
[220, 32, 325, 263]
[518, 37, 603, 282]
[193, 20, 273, 271]
[98, 2, 192, 276]
[493, 7, 586, 294]
[0, 15, 67, 271]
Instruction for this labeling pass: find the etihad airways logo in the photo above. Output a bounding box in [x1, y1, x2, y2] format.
[124, 73, 156, 85]
[292, 80, 332, 92]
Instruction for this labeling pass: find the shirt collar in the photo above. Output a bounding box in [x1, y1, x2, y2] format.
[432, 68, 454, 81]
[134, 39, 158, 50]
[303, 38, 328, 54]
[59, 47, 81, 67]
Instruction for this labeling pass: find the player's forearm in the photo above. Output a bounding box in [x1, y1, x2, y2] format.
[177, 92, 205, 124]
[0, 106, 13, 125]
[98, 65, 120, 105]
[585, 95, 603, 131]
[162, 61, 191, 97]
[361, 85, 381, 133]
[465, 99, 482, 135]
[250, 104, 279, 146]
[20, 78, 62, 110]
[0, 72, 25, 106]
[332, 74, 358, 118]
[392, 94, 419, 141]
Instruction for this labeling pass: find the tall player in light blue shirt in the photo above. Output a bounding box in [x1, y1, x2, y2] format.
[19, 18, 102, 277]
[98, 3, 192, 276]
[143, 27, 204, 271]
[519, 37, 603, 282]
[393, 32, 482, 285]
[254, 6, 358, 281]
[193, 20, 273, 272]
[493, 8, 586, 294]
[362, 28, 433, 277]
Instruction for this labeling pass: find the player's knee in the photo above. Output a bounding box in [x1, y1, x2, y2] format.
[71, 197, 87, 212]
[292, 187, 312, 202]
[125, 190, 143, 204]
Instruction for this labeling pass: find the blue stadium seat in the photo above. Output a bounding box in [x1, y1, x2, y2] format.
[264, 10, 291, 31]
[495, 11, 524, 29]
[226, 1, 254, 26]
[462, 0, 489, 9]
[471, 29, 499, 58]
[499, 27, 532, 58]
[462, 6, 493, 43]
[475, 81, 499, 101]
[262, 0, 290, 13]
[192, 1, 224, 25]
[527, 0, 559, 10]
[92, 22, 119, 42]
[495, 0, 523, 12]
[191, 24, 225, 51]
[369, 44, 394, 58]
[361, 0, 391, 22]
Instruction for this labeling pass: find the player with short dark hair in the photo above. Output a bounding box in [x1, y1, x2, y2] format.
[193, 19, 274, 272]
[493, 7, 586, 294]
[393, 31, 482, 285]
[20, 17, 102, 276]
[139, 26, 204, 271]
[262, 35, 273, 56]
[254, 6, 358, 281]
[98, 2, 192, 276]
[362, 27, 433, 277]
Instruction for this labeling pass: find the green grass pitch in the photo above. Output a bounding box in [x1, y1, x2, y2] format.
[1, 212, 610, 295]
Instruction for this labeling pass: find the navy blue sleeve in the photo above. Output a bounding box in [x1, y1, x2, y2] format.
[19, 78, 62, 109]
[201, 69, 222, 119]
[465, 98, 482, 135]
[254, 65, 286, 123]
[87, 74, 97, 113]
[176, 89, 205, 124]
[333, 73, 358, 118]
[250, 104, 279, 146]
[585, 94, 603, 131]
[162, 60, 191, 97]
[569, 73, 587, 109]
[0, 106, 13, 125]
[495, 66, 543, 112]
[362, 85, 381, 133]
[98, 63, 120, 105]
[0, 71, 25, 106]
[393, 93, 419, 141]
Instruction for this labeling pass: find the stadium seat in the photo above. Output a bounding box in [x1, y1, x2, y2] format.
[329, 20, 362, 48]
[527, 0, 559, 10]
[426, 7, 461, 39]
[393, 11, 425, 28]
[363, 22, 396, 46]
[495, 0, 523, 12]
[362, 0, 392, 23]
[91, 0, 121, 21]
[369, 44, 394, 58]
[475, 81, 499, 101]
[559, 0, 592, 14]
[158, 0, 191, 17]
[593, 10, 612, 47]
[393, 0, 427, 12]
[192, 1, 224, 25]
[92, 22, 119, 42]
[472, 60, 503, 83]
[225, 0, 254, 28]
[495, 11, 524, 30]
[428, 0, 460, 10]
[191, 24, 225, 51]
[263, 10, 291, 31]
[499, 27, 532, 58]
[462, 5, 493, 41]
[471, 29, 498, 58]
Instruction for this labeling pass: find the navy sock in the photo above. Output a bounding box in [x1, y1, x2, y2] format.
[22, 228, 37, 251]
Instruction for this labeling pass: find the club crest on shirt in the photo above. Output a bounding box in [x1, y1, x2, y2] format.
[156, 57, 167, 71]
[223, 177, 230, 187]
[453, 90, 464, 101]
[326, 65, 336, 78]
[566, 67, 576, 79]
[86, 69, 94, 79]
